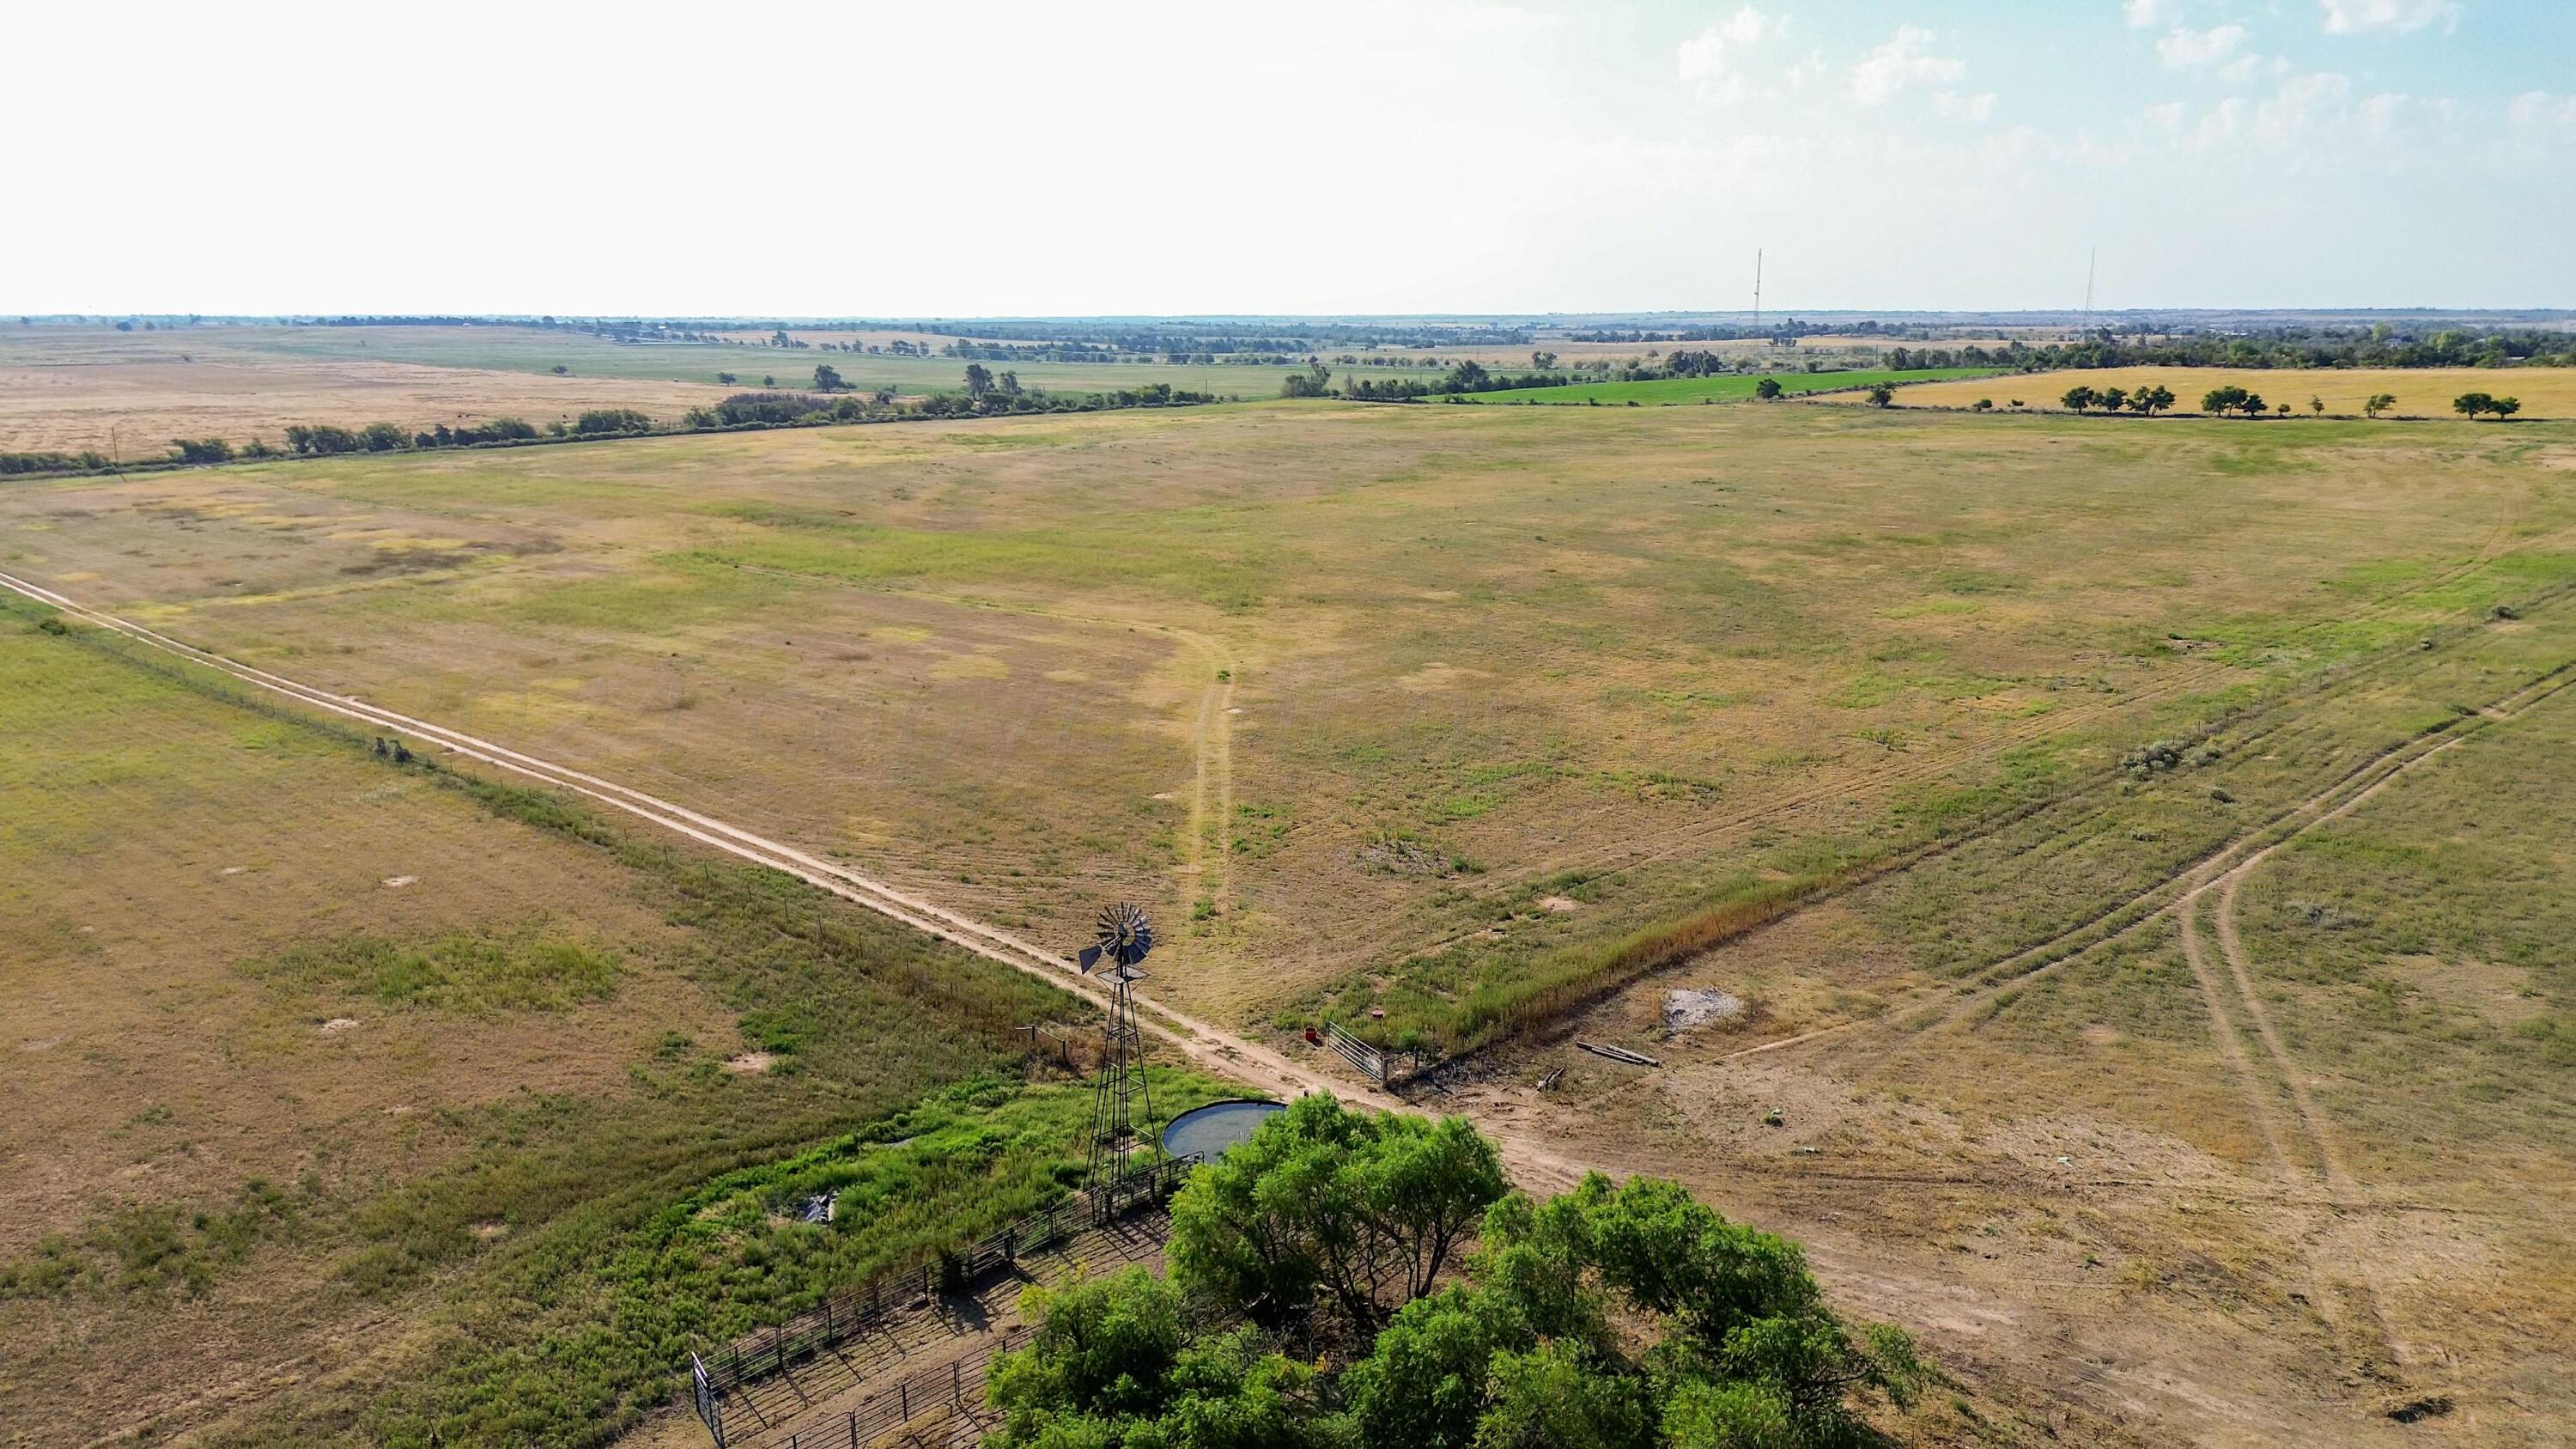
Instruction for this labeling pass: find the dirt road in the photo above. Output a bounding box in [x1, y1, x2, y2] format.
[0, 569, 1607, 1192]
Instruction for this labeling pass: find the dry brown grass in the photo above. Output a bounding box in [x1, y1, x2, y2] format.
[0, 346, 732, 454]
[1861, 364, 2576, 418]
[1458, 593, 2576, 1444]
[0, 610, 730, 1433]
[8, 388, 2574, 1443]
[5, 403, 2572, 1044]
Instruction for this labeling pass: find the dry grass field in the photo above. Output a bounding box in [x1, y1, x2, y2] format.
[1865, 365, 2576, 418]
[0, 326, 738, 454]
[6, 402, 2571, 1037]
[6, 392, 2573, 1445]
[0, 600, 1099, 1444]
[0, 325, 1352, 457]
[1475, 591, 2576, 1444]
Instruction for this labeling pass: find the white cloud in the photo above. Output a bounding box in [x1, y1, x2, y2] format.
[2256, 70, 2355, 143]
[1676, 7, 1782, 103]
[2158, 23, 2248, 67]
[2183, 70, 2377, 159]
[2354, 91, 2410, 137]
[2123, 0, 2182, 27]
[1850, 26, 1965, 105]
[1935, 90, 1999, 122]
[1780, 51, 1830, 95]
[2510, 91, 2576, 128]
[2318, 0, 2460, 35]
[2217, 52, 2288, 84]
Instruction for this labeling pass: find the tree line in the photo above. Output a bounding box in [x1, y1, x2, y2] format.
[1, 366, 1226, 480]
[1324, 359, 1576, 400]
[984, 1095, 1922, 1449]
[2015, 325, 2576, 373]
[2044, 382, 2523, 419]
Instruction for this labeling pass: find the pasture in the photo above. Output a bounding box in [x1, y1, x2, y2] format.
[0, 325, 1443, 456]
[1869, 364, 2576, 417]
[0, 598, 1109, 1442]
[6, 400, 2568, 1046]
[238, 325, 1382, 399]
[8, 392, 2574, 1443]
[1505, 585, 2576, 1442]
[1439, 365, 2002, 405]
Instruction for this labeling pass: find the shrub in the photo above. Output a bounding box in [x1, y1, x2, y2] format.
[284, 424, 362, 455]
[1, 450, 105, 475]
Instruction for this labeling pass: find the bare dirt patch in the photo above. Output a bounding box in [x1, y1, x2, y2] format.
[1662, 988, 1744, 1032]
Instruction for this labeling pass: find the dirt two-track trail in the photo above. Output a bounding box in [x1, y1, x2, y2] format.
[0, 569, 1580, 1196]
[11, 566, 2560, 1445]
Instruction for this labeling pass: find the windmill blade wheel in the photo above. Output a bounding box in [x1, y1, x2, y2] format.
[1092, 902, 1153, 971]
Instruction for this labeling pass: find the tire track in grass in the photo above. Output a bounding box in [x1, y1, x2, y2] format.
[0, 569, 1370, 1128]
[2177, 892, 2303, 1178]
[1717, 650, 2576, 1072]
[1375, 510, 2570, 962]
[1922, 664, 2570, 1036]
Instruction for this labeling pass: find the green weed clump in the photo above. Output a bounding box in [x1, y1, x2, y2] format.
[251, 928, 620, 1013]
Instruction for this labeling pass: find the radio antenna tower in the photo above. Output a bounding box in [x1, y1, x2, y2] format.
[1077, 903, 1158, 1218]
[2081, 247, 2096, 338]
[1753, 248, 1764, 332]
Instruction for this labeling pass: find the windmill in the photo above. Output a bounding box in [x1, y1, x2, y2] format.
[1077, 902, 1157, 1215]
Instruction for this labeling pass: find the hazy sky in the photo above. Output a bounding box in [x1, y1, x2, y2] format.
[8, 0, 2571, 315]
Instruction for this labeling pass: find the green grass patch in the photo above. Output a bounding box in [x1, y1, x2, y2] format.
[248, 927, 621, 1014]
[1437, 368, 2004, 406]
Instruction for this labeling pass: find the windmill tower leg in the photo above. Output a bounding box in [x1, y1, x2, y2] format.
[1084, 973, 1158, 1219]
[1076, 904, 1162, 1221]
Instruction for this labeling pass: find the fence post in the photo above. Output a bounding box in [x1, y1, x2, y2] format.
[952, 1360, 963, 1404]
[901, 1379, 911, 1421]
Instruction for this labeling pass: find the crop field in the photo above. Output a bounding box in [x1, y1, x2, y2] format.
[0, 355, 738, 459]
[0, 326, 1449, 455]
[1868, 364, 2576, 418]
[7, 393, 2573, 1444]
[238, 325, 1394, 399]
[1440, 365, 2004, 405]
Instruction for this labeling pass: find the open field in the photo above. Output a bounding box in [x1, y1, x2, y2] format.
[7, 401, 2570, 1044]
[1402, 333, 2032, 369]
[1438, 365, 2004, 405]
[1465, 586, 2576, 1443]
[0, 599, 1114, 1444]
[234, 326, 1378, 399]
[8, 394, 2574, 1445]
[1864, 365, 2576, 417]
[0, 326, 1449, 454]
[0, 350, 738, 458]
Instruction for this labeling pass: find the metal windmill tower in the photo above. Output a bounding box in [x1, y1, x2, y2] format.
[1077, 902, 1158, 1216]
